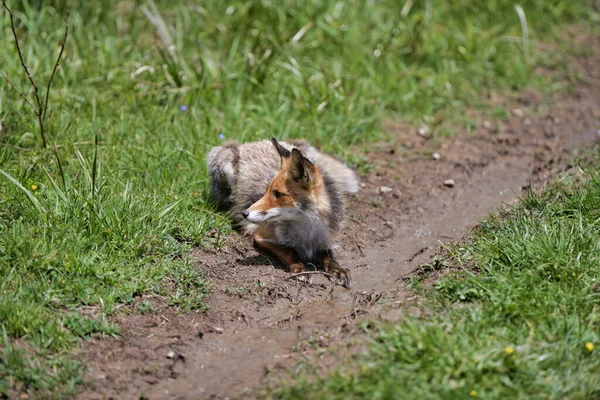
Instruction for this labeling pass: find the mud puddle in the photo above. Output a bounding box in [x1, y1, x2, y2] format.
[80, 36, 600, 400]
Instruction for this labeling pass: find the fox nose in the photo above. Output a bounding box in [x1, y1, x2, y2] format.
[241, 210, 249, 219]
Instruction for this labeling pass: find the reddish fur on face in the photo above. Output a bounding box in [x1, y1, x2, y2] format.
[247, 158, 324, 214]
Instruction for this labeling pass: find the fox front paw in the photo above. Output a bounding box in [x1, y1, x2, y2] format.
[326, 265, 352, 289]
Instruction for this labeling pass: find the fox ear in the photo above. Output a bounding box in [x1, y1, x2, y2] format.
[271, 137, 291, 159]
[289, 148, 314, 186]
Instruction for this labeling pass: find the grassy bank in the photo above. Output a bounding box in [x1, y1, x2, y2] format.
[0, 0, 596, 396]
[269, 152, 600, 399]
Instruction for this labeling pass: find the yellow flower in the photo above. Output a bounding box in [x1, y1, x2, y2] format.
[586, 342, 594, 352]
[31, 185, 38, 191]
[470, 390, 477, 397]
[504, 346, 515, 355]
[412, 14, 422, 23]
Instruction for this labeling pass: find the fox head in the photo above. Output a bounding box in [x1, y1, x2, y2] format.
[242, 138, 324, 224]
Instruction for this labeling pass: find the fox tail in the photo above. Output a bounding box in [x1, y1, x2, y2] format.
[207, 142, 239, 210]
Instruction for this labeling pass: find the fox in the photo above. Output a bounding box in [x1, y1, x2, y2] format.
[207, 137, 359, 288]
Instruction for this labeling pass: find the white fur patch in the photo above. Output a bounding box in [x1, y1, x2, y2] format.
[246, 208, 280, 223]
[246, 207, 304, 223]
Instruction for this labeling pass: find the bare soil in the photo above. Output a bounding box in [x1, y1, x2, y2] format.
[78, 36, 600, 400]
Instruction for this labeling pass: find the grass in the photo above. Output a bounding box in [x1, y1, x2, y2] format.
[0, 0, 597, 397]
[267, 152, 600, 399]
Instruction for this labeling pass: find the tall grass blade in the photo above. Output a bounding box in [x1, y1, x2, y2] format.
[92, 131, 99, 197]
[514, 4, 530, 53]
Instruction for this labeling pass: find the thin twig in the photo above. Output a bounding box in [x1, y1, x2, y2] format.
[2, 1, 70, 148]
[286, 271, 336, 280]
[42, 10, 69, 125]
[0, 70, 36, 111]
[2, 0, 41, 106]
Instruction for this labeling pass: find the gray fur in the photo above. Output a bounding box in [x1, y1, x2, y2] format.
[207, 139, 359, 260]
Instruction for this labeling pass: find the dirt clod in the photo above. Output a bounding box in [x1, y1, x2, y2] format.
[519, 87, 544, 106]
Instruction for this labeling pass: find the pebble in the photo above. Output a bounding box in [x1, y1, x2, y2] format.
[553, 117, 561, 124]
[378, 186, 393, 193]
[167, 351, 176, 359]
[524, 118, 531, 126]
[482, 121, 493, 130]
[432, 152, 441, 160]
[512, 108, 524, 117]
[443, 179, 455, 187]
[417, 126, 431, 137]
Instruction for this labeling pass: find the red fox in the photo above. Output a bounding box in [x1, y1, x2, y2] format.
[207, 138, 359, 288]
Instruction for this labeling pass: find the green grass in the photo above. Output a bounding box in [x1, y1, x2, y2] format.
[0, 0, 597, 397]
[268, 153, 600, 399]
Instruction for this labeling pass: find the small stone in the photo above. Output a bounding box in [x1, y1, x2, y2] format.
[432, 152, 441, 160]
[360, 182, 366, 188]
[524, 118, 531, 126]
[553, 117, 561, 124]
[167, 351, 176, 359]
[512, 108, 524, 117]
[417, 126, 431, 137]
[378, 186, 393, 193]
[482, 121, 493, 130]
[443, 179, 455, 187]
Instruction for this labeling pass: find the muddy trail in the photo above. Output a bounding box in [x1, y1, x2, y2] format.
[79, 38, 600, 399]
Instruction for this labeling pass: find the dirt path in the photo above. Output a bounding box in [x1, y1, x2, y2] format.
[79, 37, 600, 400]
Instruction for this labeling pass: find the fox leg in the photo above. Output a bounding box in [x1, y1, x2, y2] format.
[252, 230, 309, 282]
[318, 249, 351, 289]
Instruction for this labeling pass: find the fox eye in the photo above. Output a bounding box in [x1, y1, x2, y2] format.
[273, 190, 286, 199]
